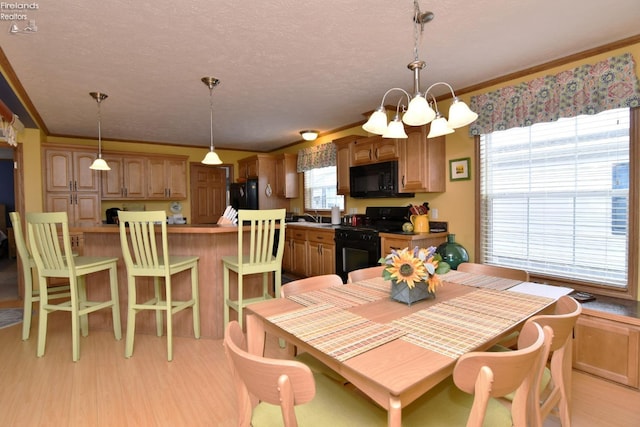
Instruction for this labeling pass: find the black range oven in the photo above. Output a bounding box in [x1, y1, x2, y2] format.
[334, 206, 409, 282]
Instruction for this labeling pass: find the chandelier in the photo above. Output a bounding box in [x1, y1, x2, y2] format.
[201, 76, 223, 165]
[363, 1, 478, 139]
[89, 92, 111, 171]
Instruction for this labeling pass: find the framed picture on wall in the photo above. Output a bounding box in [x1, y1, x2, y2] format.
[449, 157, 471, 181]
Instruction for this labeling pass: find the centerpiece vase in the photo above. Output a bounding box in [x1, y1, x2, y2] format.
[436, 234, 469, 270]
[390, 280, 435, 306]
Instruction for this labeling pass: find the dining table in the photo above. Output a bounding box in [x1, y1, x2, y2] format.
[245, 273, 560, 426]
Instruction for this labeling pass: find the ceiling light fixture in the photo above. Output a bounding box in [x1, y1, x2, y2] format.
[363, 1, 478, 138]
[89, 92, 110, 171]
[300, 130, 319, 141]
[201, 76, 222, 165]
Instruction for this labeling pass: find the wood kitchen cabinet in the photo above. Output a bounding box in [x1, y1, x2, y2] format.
[100, 154, 146, 199]
[333, 135, 358, 196]
[397, 125, 446, 193]
[238, 156, 259, 180]
[286, 228, 308, 277]
[43, 146, 101, 224]
[274, 153, 298, 198]
[146, 157, 188, 200]
[351, 135, 398, 165]
[379, 232, 448, 258]
[237, 154, 288, 210]
[307, 228, 335, 276]
[573, 310, 640, 388]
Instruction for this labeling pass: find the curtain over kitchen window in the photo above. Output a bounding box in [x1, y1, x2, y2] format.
[469, 53, 640, 135]
[297, 143, 344, 211]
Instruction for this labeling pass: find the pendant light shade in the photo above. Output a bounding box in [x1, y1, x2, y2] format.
[383, 117, 408, 139]
[362, 108, 389, 135]
[447, 97, 479, 129]
[201, 76, 223, 165]
[403, 94, 435, 126]
[89, 91, 110, 171]
[427, 115, 454, 138]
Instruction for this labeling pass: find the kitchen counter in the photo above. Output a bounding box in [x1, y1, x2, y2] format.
[73, 224, 276, 339]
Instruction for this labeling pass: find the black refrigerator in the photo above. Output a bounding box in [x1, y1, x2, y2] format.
[229, 178, 258, 210]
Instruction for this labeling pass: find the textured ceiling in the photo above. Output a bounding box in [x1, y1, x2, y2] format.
[1, 0, 639, 152]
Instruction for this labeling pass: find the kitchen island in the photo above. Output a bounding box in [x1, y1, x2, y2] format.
[71, 224, 272, 340]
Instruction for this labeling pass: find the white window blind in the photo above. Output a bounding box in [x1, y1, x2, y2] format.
[303, 166, 344, 211]
[480, 108, 630, 288]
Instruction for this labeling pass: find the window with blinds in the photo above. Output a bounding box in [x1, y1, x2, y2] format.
[303, 166, 344, 211]
[479, 108, 631, 289]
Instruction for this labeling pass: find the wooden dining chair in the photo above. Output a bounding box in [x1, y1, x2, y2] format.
[223, 209, 286, 329]
[280, 274, 346, 383]
[346, 265, 385, 283]
[280, 274, 343, 297]
[118, 210, 200, 361]
[401, 321, 552, 427]
[457, 262, 530, 281]
[223, 320, 387, 427]
[10, 212, 71, 341]
[26, 212, 121, 362]
[496, 296, 582, 427]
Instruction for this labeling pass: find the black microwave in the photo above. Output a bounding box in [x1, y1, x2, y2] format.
[349, 160, 415, 198]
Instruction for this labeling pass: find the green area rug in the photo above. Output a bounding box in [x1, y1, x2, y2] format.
[0, 308, 23, 329]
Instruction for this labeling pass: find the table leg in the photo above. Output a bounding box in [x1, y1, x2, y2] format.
[246, 313, 266, 356]
[388, 395, 402, 427]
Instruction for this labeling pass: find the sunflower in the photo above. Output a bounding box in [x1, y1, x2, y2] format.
[384, 247, 427, 289]
[379, 246, 444, 292]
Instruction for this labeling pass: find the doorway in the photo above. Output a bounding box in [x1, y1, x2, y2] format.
[0, 143, 18, 300]
[189, 162, 233, 224]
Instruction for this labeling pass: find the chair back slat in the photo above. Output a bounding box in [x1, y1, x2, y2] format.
[9, 212, 32, 265]
[238, 209, 286, 268]
[118, 211, 167, 273]
[26, 212, 75, 277]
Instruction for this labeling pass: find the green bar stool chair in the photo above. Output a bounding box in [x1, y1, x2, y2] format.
[223, 208, 286, 330]
[26, 211, 121, 362]
[118, 210, 200, 361]
[10, 211, 71, 341]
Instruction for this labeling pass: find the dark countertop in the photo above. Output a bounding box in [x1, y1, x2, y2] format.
[579, 293, 640, 325]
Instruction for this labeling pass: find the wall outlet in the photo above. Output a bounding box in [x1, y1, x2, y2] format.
[431, 208, 439, 219]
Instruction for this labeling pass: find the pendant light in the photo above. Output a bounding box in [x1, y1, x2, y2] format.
[201, 76, 222, 165]
[89, 92, 110, 171]
[362, 1, 477, 138]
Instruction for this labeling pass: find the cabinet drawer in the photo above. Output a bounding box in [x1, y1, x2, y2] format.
[307, 229, 335, 243]
[289, 229, 307, 240]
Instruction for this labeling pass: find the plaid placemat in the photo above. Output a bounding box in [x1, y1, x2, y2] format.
[393, 289, 553, 359]
[443, 288, 554, 322]
[441, 270, 522, 290]
[287, 284, 389, 308]
[267, 303, 405, 361]
[353, 277, 392, 293]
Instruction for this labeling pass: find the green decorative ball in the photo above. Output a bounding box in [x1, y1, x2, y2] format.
[402, 222, 414, 233]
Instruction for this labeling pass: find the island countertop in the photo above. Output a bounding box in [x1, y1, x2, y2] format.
[74, 223, 273, 340]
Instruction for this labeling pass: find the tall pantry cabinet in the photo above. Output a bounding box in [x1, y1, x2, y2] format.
[43, 146, 101, 225]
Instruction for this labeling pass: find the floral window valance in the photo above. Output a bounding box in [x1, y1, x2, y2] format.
[296, 143, 336, 173]
[469, 52, 640, 135]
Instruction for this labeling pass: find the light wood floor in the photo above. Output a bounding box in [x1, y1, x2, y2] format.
[1, 298, 639, 426]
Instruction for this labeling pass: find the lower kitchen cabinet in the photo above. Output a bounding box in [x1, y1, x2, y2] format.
[379, 232, 448, 257]
[573, 310, 640, 388]
[307, 229, 335, 277]
[285, 228, 308, 278]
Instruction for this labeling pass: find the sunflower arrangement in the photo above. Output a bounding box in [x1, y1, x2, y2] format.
[379, 246, 447, 293]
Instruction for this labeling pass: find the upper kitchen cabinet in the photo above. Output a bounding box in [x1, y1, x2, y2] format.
[100, 154, 146, 199]
[43, 145, 101, 224]
[238, 156, 259, 180]
[274, 153, 298, 198]
[147, 156, 188, 200]
[44, 147, 99, 194]
[351, 135, 398, 166]
[398, 125, 446, 193]
[333, 135, 359, 196]
[237, 154, 287, 209]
